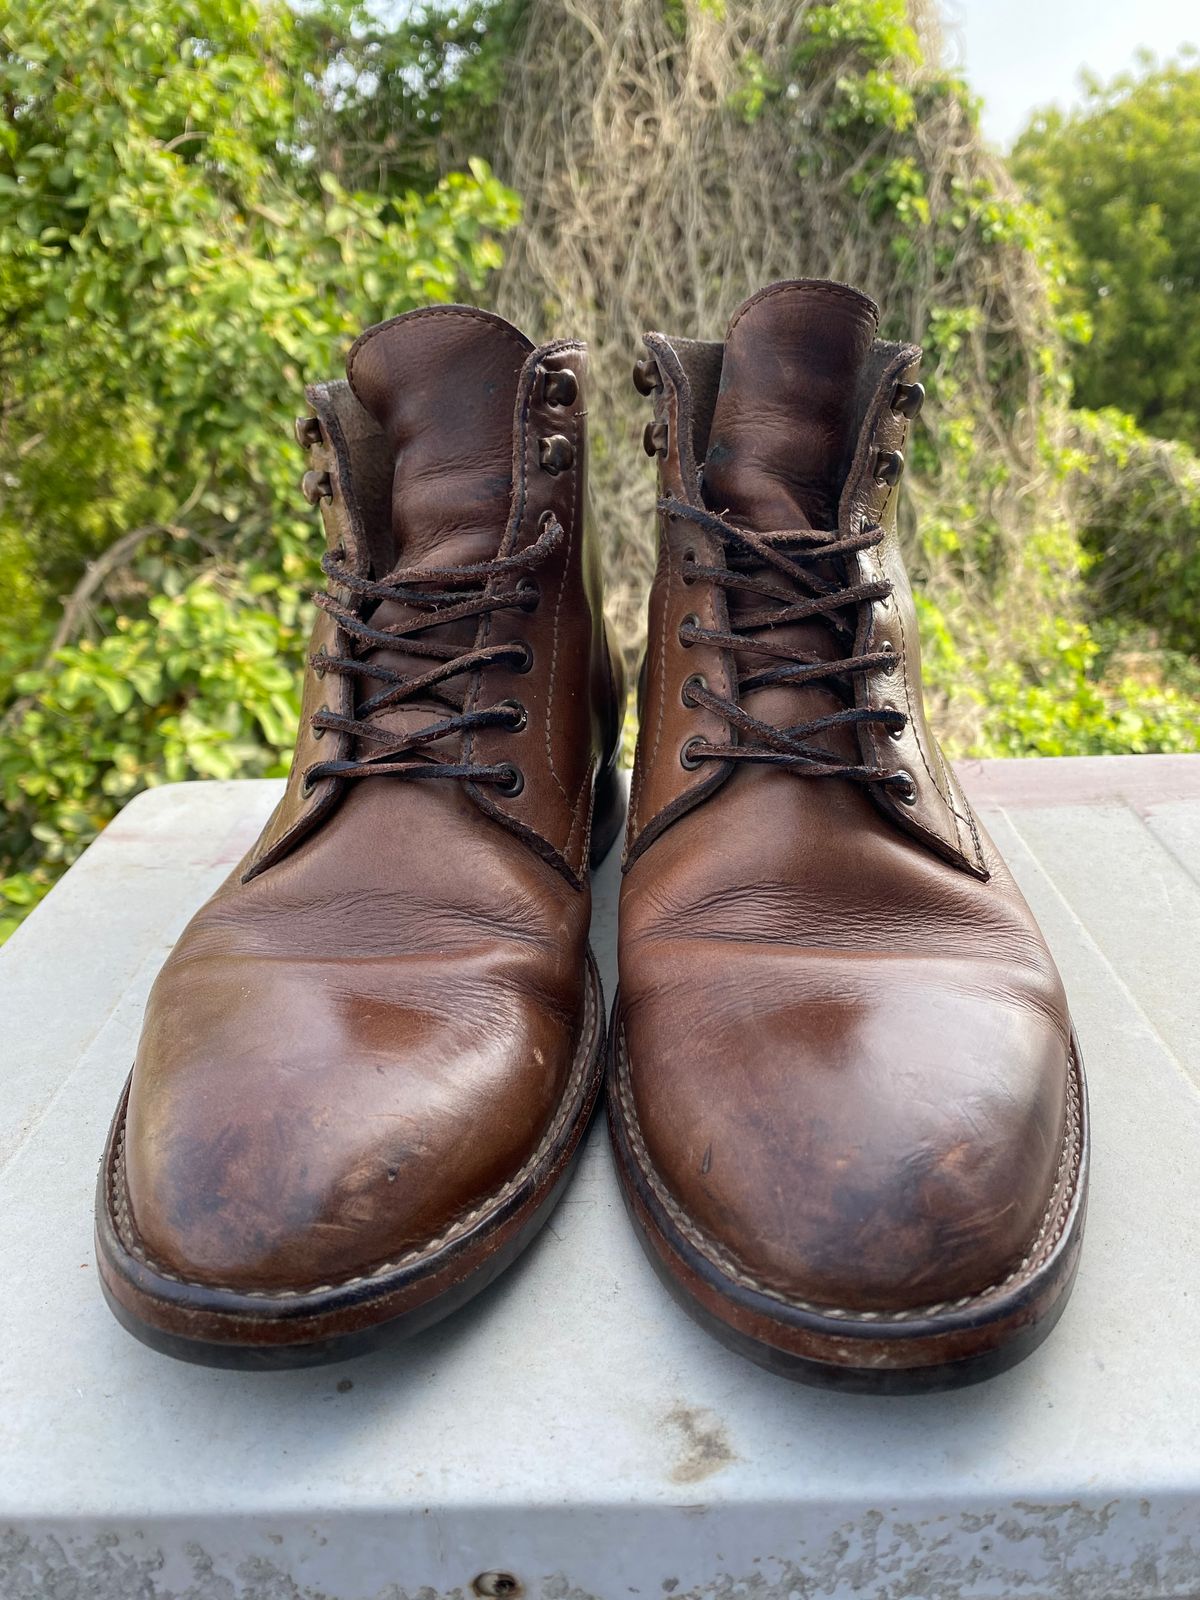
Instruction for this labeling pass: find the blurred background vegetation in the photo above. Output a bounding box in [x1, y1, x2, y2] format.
[1, 0, 1198, 939]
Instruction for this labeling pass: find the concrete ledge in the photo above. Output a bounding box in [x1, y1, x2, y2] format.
[2, 758, 1199, 1599]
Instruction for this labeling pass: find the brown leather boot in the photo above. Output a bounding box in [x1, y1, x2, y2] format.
[96, 306, 624, 1367]
[611, 280, 1088, 1391]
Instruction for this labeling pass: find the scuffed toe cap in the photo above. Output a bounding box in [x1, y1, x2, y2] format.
[622, 958, 1074, 1316]
[120, 952, 577, 1295]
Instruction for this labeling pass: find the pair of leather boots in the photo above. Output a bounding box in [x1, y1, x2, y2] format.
[95, 281, 1088, 1391]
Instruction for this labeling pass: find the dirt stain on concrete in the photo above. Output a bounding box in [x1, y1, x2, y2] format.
[661, 1404, 737, 1485]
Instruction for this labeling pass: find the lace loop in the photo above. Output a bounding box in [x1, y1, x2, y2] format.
[302, 513, 563, 793]
[661, 496, 909, 791]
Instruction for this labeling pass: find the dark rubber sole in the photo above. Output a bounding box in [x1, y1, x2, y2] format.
[607, 1006, 1089, 1394]
[95, 949, 607, 1371]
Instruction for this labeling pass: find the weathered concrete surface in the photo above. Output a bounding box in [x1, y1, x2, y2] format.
[1, 758, 1199, 1600]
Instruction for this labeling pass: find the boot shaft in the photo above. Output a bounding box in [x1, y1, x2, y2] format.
[256, 306, 623, 888]
[626, 278, 983, 877]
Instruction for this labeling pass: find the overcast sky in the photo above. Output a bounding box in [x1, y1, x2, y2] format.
[945, 0, 1198, 147]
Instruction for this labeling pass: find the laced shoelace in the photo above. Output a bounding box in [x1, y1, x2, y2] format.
[301, 510, 564, 795]
[662, 496, 914, 796]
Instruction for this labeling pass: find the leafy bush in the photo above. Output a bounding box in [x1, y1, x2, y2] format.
[932, 611, 1200, 759]
[0, 0, 519, 938]
[1014, 53, 1200, 450]
[1065, 408, 1200, 657]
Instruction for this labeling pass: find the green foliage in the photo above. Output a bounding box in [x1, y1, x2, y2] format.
[976, 623, 1200, 758]
[729, 50, 780, 123]
[784, 1, 1069, 360]
[1011, 54, 1200, 656]
[915, 599, 1200, 760]
[0, 0, 519, 938]
[795, 0, 920, 70]
[1067, 407, 1200, 655]
[732, 1, 923, 140]
[662, 0, 728, 40]
[1013, 53, 1200, 448]
[300, 1, 528, 190]
[0, 554, 307, 942]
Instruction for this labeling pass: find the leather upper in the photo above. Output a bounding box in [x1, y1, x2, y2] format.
[247, 309, 620, 888]
[122, 306, 621, 1294]
[618, 280, 1073, 1314]
[626, 284, 981, 875]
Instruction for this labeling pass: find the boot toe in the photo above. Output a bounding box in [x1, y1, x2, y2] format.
[119, 952, 577, 1296]
[623, 956, 1072, 1317]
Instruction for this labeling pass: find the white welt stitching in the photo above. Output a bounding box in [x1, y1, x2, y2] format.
[615, 1026, 1082, 1323]
[109, 971, 598, 1301]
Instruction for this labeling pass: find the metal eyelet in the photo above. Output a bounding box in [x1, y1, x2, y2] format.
[679, 736, 705, 771]
[312, 646, 328, 679]
[311, 705, 330, 739]
[498, 698, 528, 732]
[301, 469, 332, 505]
[300, 770, 318, 798]
[873, 449, 904, 489]
[510, 641, 534, 674]
[681, 673, 707, 709]
[880, 641, 898, 675]
[892, 770, 918, 805]
[643, 420, 669, 458]
[294, 415, 323, 448]
[632, 356, 662, 396]
[886, 712, 906, 741]
[515, 577, 540, 612]
[538, 435, 574, 475]
[891, 381, 925, 420]
[680, 547, 697, 583]
[543, 368, 578, 407]
[679, 613, 700, 648]
[496, 764, 525, 798]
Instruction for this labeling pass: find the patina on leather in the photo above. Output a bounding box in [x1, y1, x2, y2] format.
[612, 279, 1087, 1385]
[96, 305, 623, 1361]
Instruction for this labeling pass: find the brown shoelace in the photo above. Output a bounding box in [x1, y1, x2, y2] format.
[663, 496, 912, 794]
[302, 511, 563, 794]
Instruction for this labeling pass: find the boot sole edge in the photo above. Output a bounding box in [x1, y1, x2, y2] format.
[607, 1005, 1089, 1394]
[93, 951, 607, 1371]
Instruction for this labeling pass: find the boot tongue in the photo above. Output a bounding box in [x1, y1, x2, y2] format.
[348, 306, 534, 570]
[701, 280, 878, 531]
[340, 306, 535, 758]
[700, 281, 879, 773]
